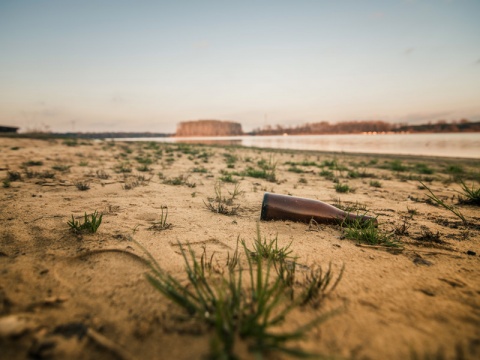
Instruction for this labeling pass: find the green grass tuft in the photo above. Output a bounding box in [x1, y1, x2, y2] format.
[334, 183, 351, 193]
[140, 234, 338, 359]
[457, 180, 480, 206]
[204, 182, 240, 215]
[67, 211, 103, 233]
[243, 157, 277, 182]
[413, 163, 434, 175]
[342, 217, 400, 247]
[389, 160, 407, 172]
[219, 171, 237, 183]
[288, 166, 305, 174]
[163, 174, 196, 188]
[246, 223, 293, 262]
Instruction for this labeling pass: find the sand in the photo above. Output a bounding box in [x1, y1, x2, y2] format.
[0, 137, 479, 359]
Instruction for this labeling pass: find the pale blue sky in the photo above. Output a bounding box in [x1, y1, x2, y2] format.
[1, 0, 479, 133]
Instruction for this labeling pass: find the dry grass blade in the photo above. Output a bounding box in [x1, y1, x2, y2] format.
[420, 181, 467, 225]
[300, 263, 345, 307]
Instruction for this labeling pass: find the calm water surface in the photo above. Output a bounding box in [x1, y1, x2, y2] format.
[118, 133, 480, 159]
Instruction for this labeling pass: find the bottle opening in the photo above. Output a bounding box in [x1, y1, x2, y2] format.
[260, 192, 270, 220]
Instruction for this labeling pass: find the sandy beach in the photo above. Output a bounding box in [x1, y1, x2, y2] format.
[1, 137, 479, 359]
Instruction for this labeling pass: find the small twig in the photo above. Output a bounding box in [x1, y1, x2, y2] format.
[25, 296, 68, 311]
[355, 243, 404, 253]
[40, 183, 75, 187]
[87, 328, 135, 360]
[403, 249, 463, 258]
[72, 248, 150, 266]
[306, 218, 322, 232]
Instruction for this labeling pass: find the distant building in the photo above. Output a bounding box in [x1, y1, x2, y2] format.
[176, 120, 243, 137]
[0, 125, 19, 133]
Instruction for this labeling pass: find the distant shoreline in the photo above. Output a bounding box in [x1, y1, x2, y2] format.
[2, 119, 479, 139]
[2, 128, 480, 140]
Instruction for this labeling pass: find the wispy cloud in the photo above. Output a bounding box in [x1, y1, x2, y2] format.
[403, 47, 415, 56]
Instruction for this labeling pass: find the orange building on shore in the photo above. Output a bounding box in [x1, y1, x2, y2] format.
[176, 120, 243, 137]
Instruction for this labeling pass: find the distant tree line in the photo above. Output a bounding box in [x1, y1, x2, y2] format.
[9, 118, 479, 138]
[59, 132, 172, 139]
[249, 119, 480, 135]
[0, 131, 173, 139]
[394, 119, 480, 133]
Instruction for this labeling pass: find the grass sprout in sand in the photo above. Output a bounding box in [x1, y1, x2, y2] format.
[300, 263, 345, 307]
[7, 171, 22, 181]
[341, 216, 400, 248]
[140, 232, 339, 359]
[420, 181, 468, 225]
[148, 207, 172, 231]
[335, 183, 352, 193]
[457, 180, 480, 206]
[67, 211, 103, 233]
[246, 223, 293, 262]
[74, 180, 90, 191]
[163, 174, 196, 188]
[243, 157, 277, 182]
[204, 182, 240, 215]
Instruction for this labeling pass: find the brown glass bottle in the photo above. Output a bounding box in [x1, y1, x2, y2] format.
[260, 192, 377, 225]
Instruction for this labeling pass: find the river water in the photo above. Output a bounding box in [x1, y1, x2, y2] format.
[118, 133, 480, 159]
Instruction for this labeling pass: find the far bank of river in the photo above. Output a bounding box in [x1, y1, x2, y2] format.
[116, 132, 480, 159]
